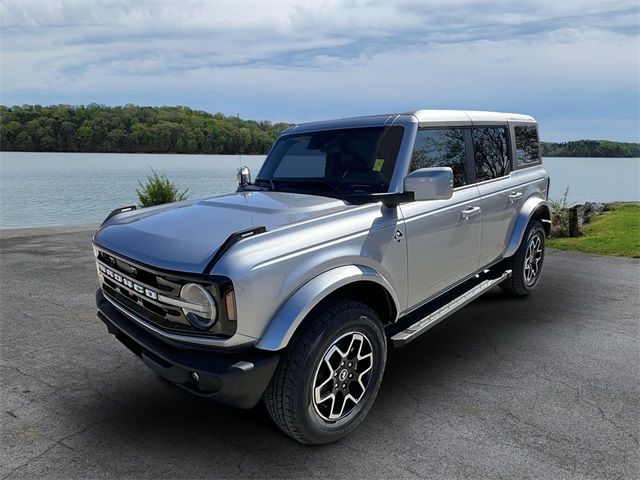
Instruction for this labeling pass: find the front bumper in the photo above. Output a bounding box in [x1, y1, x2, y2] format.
[96, 290, 279, 409]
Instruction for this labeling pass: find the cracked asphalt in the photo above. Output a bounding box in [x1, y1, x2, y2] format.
[1, 227, 638, 479]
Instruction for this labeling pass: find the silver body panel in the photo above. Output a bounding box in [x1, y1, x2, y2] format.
[94, 110, 549, 352]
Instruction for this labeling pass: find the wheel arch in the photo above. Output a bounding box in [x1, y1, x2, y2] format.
[504, 197, 551, 258]
[256, 265, 399, 352]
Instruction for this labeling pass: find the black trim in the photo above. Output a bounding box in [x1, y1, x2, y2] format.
[203, 226, 267, 275]
[102, 205, 136, 225]
[464, 128, 476, 185]
[96, 290, 279, 409]
[344, 191, 415, 207]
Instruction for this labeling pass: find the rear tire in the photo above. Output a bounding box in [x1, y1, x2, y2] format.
[264, 299, 387, 444]
[500, 220, 546, 296]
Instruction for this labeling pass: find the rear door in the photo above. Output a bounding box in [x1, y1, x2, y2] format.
[472, 125, 522, 266]
[400, 127, 482, 308]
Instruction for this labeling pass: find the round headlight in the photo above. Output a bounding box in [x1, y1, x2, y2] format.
[180, 283, 217, 329]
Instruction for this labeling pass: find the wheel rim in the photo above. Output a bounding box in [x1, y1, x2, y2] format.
[524, 232, 543, 286]
[311, 330, 374, 422]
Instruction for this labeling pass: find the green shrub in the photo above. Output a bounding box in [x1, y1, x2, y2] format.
[549, 186, 570, 237]
[136, 169, 189, 207]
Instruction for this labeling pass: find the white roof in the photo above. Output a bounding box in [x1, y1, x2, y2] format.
[409, 109, 535, 124]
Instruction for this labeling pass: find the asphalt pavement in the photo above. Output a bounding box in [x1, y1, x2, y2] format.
[1, 227, 638, 479]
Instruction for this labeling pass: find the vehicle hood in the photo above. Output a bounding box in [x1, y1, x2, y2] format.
[93, 191, 353, 274]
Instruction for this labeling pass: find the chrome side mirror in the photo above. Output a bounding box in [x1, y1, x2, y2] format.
[237, 166, 252, 187]
[403, 167, 453, 201]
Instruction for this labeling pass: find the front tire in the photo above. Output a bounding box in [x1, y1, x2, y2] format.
[500, 219, 546, 296]
[264, 299, 387, 444]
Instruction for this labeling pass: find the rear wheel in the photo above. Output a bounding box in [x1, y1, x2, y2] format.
[264, 299, 386, 444]
[500, 220, 546, 296]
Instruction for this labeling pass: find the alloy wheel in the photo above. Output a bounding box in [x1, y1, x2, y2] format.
[524, 233, 543, 286]
[311, 330, 374, 422]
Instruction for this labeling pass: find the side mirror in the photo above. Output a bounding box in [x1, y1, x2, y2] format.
[237, 166, 252, 187]
[403, 167, 453, 201]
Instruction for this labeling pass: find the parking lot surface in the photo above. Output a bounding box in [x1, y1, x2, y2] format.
[1, 228, 638, 479]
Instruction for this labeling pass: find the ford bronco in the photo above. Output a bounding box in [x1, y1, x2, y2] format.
[94, 110, 550, 444]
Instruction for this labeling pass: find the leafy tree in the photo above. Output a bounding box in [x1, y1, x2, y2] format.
[540, 140, 640, 157]
[0, 104, 293, 154]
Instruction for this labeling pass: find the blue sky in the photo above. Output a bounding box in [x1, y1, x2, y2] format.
[1, 0, 638, 141]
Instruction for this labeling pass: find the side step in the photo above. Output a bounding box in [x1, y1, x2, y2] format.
[391, 270, 512, 347]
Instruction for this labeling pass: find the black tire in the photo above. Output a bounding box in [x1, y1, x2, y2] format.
[264, 299, 387, 444]
[500, 219, 546, 296]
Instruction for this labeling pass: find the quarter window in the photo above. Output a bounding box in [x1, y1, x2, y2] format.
[473, 127, 510, 182]
[410, 128, 467, 187]
[514, 125, 540, 166]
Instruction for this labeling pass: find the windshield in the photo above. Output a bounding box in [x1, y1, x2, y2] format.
[256, 126, 405, 194]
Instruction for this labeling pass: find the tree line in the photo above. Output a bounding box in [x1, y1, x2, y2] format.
[540, 140, 639, 158]
[0, 104, 292, 154]
[1, 104, 638, 157]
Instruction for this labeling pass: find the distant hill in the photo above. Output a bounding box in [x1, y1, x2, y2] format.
[1, 104, 638, 157]
[0, 104, 293, 154]
[540, 140, 639, 158]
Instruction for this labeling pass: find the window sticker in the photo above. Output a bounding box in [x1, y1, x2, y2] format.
[372, 158, 385, 172]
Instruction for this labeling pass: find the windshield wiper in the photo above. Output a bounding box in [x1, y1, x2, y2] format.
[253, 178, 276, 190]
[277, 179, 346, 192]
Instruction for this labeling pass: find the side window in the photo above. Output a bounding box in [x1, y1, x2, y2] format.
[514, 125, 540, 166]
[410, 128, 467, 187]
[473, 127, 510, 182]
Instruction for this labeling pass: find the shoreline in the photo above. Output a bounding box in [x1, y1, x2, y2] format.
[0, 223, 98, 239]
[2, 151, 639, 159]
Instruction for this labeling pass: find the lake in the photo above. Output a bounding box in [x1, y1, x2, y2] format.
[0, 152, 638, 229]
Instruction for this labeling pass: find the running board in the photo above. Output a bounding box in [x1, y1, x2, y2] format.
[391, 270, 512, 347]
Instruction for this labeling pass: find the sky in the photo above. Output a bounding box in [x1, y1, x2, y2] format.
[1, 0, 639, 142]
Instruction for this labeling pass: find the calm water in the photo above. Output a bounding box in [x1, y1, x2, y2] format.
[0, 152, 638, 228]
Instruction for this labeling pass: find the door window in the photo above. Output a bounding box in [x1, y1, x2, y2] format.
[472, 127, 510, 182]
[410, 128, 467, 187]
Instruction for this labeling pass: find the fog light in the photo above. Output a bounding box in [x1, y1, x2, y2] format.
[180, 283, 217, 329]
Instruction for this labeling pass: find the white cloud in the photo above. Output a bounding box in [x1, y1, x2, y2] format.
[1, 0, 638, 139]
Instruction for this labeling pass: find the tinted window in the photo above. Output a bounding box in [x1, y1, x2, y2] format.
[410, 128, 467, 187]
[473, 127, 510, 181]
[514, 125, 540, 166]
[259, 126, 404, 193]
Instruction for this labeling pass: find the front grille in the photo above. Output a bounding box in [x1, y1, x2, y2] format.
[95, 248, 236, 337]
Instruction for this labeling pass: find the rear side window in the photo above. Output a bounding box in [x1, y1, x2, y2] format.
[410, 128, 467, 187]
[473, 127, 510, 182]
[514, 125, 540, 166]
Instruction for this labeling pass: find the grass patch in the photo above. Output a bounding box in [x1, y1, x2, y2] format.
[137, 169, 189, 207]
[547, 203, 640, 258]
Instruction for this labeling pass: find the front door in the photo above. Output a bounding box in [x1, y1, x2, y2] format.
[399, 127, 482, 309]
[400, 187, 482, 308]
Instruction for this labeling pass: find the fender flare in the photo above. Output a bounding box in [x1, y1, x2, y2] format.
[504, 197, 551, 258]
[255, 265, 399, 352]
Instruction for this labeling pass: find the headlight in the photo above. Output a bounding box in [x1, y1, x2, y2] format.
[180, 283, 217, 329]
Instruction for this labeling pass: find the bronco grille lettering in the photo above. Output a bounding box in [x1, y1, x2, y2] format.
[98, 263, 158, 300]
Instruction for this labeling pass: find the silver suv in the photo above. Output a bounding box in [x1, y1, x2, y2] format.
[94, 110, 550, 444]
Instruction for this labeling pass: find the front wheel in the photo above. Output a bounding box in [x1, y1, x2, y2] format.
[500, 219, 546, 296]
[264, 300, 387, 444]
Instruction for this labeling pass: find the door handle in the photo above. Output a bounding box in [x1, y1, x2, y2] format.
[508, 192, 523, 203]
[461, 206, 481, 219]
